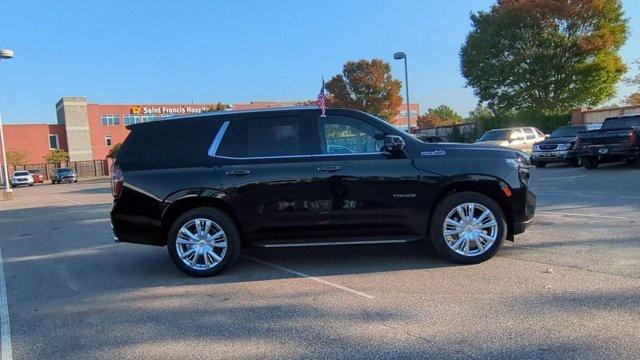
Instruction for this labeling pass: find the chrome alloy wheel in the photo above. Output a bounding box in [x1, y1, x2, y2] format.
[176, 218, 228, 270]
[442, 202, 498, 257]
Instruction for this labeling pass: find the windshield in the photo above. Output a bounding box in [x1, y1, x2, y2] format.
[56, 168, 72, 173]
[479, 130, 510, 141]
[28, 169, 40, 174]
[602, 116, 640, 129]
[550, 126, 585, 138]
[14, 171, 30, 176]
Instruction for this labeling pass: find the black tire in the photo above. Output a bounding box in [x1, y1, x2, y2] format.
[570, 158, 580, 167]
[167, 207, 240, 277]
[29, 183, 34, 187]
[429, 192, 507, 264]
[583, 157, 599, 169]
[534, 161, 546, 168]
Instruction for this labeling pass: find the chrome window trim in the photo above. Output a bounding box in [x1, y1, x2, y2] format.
[213, 152, 384, 160]
[207, 121, 230, 157]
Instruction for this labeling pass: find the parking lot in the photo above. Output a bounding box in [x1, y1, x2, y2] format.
[0, 164, 638, 359]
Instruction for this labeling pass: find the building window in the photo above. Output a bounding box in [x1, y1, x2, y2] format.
[101, 115, 119, 126]
[49, 134, 59, 149]
[105, 135, 112, 147]
[123, 115, 141, 125]
[142, 114, 157, 122]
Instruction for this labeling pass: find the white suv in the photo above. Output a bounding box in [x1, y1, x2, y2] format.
[11, 171, 34, 187]
[476, 127, 546, 154]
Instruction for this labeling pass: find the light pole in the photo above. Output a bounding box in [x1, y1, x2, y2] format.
[0, 49, 14, 201]
[394, 51, 411, 132]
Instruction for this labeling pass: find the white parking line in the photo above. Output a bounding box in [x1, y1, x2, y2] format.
[537, 211, 629, 220]
[31, 188, 82, 205]
[242, 255, 376, 300]
[5, 244, 117, 264]
[0, 247, 13, 360]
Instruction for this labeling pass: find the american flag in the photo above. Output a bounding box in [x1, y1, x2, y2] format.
[317, 78, 326, 117]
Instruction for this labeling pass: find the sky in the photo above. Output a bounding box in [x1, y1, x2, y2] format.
[0, 0, 639, 124]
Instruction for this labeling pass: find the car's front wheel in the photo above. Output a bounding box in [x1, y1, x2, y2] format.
[583, 157, 599, 169]
[429, 192, 506, 264]
[167, 207, 240, 277]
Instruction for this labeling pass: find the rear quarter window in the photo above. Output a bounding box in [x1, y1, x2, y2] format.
[118, 116, 223, 170]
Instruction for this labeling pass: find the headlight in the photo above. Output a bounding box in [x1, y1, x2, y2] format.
[557, 143, 572, 151]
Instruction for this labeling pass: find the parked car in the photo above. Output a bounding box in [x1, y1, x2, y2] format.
[27, 169, 44, 183]
[11, 171, 34, 187]
[111, 108, 536, 277]
[476, 127, 546, 154]
[531, 124, 600, 168]
[51, 168, 78, 184]
[575, 115, 640, 169]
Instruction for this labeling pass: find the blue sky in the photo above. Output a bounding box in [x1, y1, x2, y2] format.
[0, 0, 639, 124]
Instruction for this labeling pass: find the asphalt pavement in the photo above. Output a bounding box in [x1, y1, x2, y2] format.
[0, 163, 638, 359]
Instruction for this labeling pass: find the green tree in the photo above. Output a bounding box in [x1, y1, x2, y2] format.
[624, 58, 640, 105]
[326, 59, 403, 121]
[45, 149, 69, 164]
[5, 149, 31, 167]
[467, 105, 494, 136]
[460, 0, 628, 114]
[417, 105, 463, 127]
[106, 143, 122, 159]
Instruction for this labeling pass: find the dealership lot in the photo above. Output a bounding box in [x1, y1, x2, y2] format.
[0, 165, 639, 359]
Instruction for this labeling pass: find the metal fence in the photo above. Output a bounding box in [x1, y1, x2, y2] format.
[1, 159, 109, 184]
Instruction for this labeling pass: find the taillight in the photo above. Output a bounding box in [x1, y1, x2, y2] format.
[629, 132, 638, 146]
[111, 164, 123, 198]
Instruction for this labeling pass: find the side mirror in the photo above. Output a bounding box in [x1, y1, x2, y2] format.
[383, 135, 406, 154]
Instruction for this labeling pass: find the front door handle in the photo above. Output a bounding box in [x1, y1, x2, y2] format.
[317, 165, 342, 172]
[225, 169, 251, 176]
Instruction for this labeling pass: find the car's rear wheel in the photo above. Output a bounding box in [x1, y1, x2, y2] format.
[429, 192, 506, 264]
[167, 207, 240, 277]
[583, 157, 599, 169]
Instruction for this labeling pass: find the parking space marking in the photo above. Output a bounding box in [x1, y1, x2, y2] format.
[31, 187, 82, 205]
[537, 211, 628, 220]
[5, 244, 117, 264]
[535, 191, 640, 201]
[0, 247, 13, 360]
[242, 255, 376, 300]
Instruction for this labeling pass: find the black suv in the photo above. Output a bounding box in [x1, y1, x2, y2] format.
[111, 108, 535, 276]
[531, 124, 594, 168]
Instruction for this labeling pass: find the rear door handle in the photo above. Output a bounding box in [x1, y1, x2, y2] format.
[225, 169, 251, 176]
[317, 165, 342, 172]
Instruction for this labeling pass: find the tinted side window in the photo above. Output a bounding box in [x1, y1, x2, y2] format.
[523, 128, 535, 140]
[217, 115, 311, 158]
[118, 117, 221, 170]
[319, 116, 384, 154]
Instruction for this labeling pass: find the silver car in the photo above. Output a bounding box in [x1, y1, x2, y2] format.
[52, 168, 78, 184]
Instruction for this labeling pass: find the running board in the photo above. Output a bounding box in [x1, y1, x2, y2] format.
[252, 239, 413, 248]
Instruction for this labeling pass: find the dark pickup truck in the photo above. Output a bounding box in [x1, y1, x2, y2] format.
[574, 115, 640, 169]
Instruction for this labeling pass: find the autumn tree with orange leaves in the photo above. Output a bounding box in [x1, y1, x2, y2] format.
[625, 58, 640, 106]
[461, 0, 629, 114]
[325, 59, 403, 121]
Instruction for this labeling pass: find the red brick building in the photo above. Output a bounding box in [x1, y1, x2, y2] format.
[1, 97, 419, 164]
